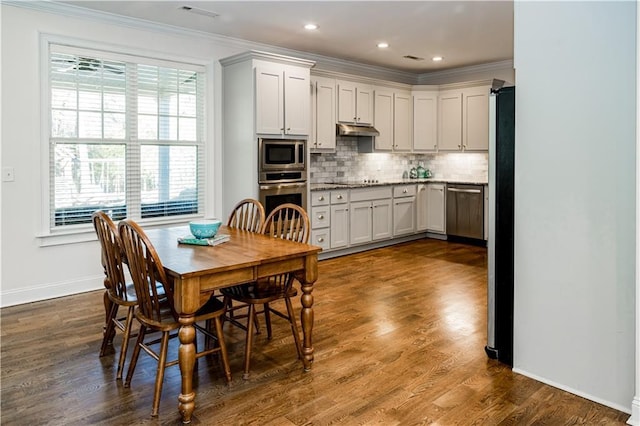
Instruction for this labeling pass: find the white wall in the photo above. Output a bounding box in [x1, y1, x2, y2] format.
[0, 5, 246, 306]
[513, 1, 635, 413]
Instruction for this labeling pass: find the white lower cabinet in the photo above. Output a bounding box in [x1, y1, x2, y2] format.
[349, 187, 393, 246]
[349, 201, 373, 244]
[426, 183, 446, 233]
[310, 191, 331, 250]
[393, 184, 416, 236]
[311, 182, 449, 255]
[372, 199, 393, 240]
[329, 189, 350, 249]
[416, 184, 428, 231]
[311, 229, 330, 250]
[330, 203, 349, 248]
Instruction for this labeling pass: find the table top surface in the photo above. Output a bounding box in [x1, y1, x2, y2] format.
[144, 225, 321, 280]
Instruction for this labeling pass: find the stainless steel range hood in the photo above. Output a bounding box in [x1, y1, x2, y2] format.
[336, 123, 380, 137]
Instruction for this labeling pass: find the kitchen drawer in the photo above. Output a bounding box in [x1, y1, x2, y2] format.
[350, 186, 392, 202]
[311, 206, 330, 229]
[393, 184, 416, 198]
[311, 191, 330, 206]
[330, 190, 349, 204]
[311, 229, 330, 251]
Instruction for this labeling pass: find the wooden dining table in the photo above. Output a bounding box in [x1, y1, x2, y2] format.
[144, 225, 321, 424]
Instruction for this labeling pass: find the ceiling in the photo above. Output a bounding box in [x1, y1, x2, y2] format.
[61, 1, 514, 74]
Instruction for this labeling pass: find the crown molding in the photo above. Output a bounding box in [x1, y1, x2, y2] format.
[220, 50, 316, 68]
[417, 59, 514, 84]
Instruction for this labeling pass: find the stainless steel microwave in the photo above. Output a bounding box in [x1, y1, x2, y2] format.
[258, 138, 307, 183]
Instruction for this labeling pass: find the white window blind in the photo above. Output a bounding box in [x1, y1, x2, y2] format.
[48, 44, 205, 227]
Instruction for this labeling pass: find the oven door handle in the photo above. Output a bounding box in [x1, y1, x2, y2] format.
[260, 182, 307, 190]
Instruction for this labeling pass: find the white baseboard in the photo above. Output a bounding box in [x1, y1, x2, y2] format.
[512, 367, 632, 415]
[1, 275, 104, 307]
[628, 396, 640, 425]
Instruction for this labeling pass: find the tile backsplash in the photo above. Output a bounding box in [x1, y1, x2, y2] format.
[310, 137, 488, 183]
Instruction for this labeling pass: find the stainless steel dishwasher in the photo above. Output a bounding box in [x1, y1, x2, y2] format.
[446, 184, 484, 240]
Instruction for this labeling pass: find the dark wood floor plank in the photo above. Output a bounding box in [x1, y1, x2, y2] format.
[0, 238, 629, 425]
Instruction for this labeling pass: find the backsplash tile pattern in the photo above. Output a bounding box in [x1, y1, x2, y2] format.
[310, 137, 488, 183]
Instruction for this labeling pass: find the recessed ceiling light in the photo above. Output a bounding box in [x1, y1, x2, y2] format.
[304, 23, 318, 30]
[432, 56, 444, 62]
[377, 42, 389, 49]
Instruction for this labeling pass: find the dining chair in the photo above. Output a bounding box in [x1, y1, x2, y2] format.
[224, 198, 266, 326]
[227, 198, 266, 233]
[118, 219, 232, 417]
[92, 210, 138, 380]
[221, 203, 309, 379]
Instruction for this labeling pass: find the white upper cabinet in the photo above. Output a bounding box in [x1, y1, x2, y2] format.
[438, 84, 490, 152]
[438, 90, 464, 151]
[413, 90, 438, 152]
[371, 87, 411, 152]
[393, 91, 412, 151]
[311, 76, 336, 151]
[255, 64, 310, 136]
[373, 88, 393, 150]
[463, 86, 490, 151]
[337, 80, 373, 125]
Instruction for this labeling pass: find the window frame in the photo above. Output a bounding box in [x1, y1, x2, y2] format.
[38, 34, 214, 246]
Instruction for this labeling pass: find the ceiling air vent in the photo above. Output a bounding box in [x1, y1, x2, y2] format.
[180, 5, 219, 19]
[403, 55, 425, 61]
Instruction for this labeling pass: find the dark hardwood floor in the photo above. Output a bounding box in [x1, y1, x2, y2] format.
[0, 239, 629, 425]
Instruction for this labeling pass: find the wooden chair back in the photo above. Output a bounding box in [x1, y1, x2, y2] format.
[227, 198, 266, 233]
[261, 203, 310, 244]
[118, 219, 176, 323]
[92, 211, 129, 302]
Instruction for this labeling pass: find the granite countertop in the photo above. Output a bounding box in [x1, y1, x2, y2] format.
[310, 178, 488, 191]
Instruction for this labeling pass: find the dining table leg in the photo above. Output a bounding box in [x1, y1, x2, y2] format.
[299, 254, 318, 370]
[175, 277, 201, 424]
[178, 316, 196, 424]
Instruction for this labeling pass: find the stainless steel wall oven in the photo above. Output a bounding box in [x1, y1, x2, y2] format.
[258, 138, 307, 216]
[259, 182, 307, 217]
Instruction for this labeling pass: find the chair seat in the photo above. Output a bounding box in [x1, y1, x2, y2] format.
[108, 281, 166, 307]
[220, 279, 297, 304]
[135, 295, 226, 332]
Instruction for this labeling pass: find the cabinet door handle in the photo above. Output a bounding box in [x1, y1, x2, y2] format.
[337, 195, 343, 199]
[318, 237, 324, 242]
[287, 128, 291, 131]
[318, 196, 325, 201]
[403, 189, 408, 193]
[318, 214, 324, 219]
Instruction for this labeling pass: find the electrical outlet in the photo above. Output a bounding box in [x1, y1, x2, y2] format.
[2, 167, 15, 182]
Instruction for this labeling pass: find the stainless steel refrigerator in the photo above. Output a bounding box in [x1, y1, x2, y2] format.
[486, 86, 515, 366]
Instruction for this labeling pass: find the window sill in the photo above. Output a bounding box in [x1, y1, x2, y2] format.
[37, 217, 199, 247]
